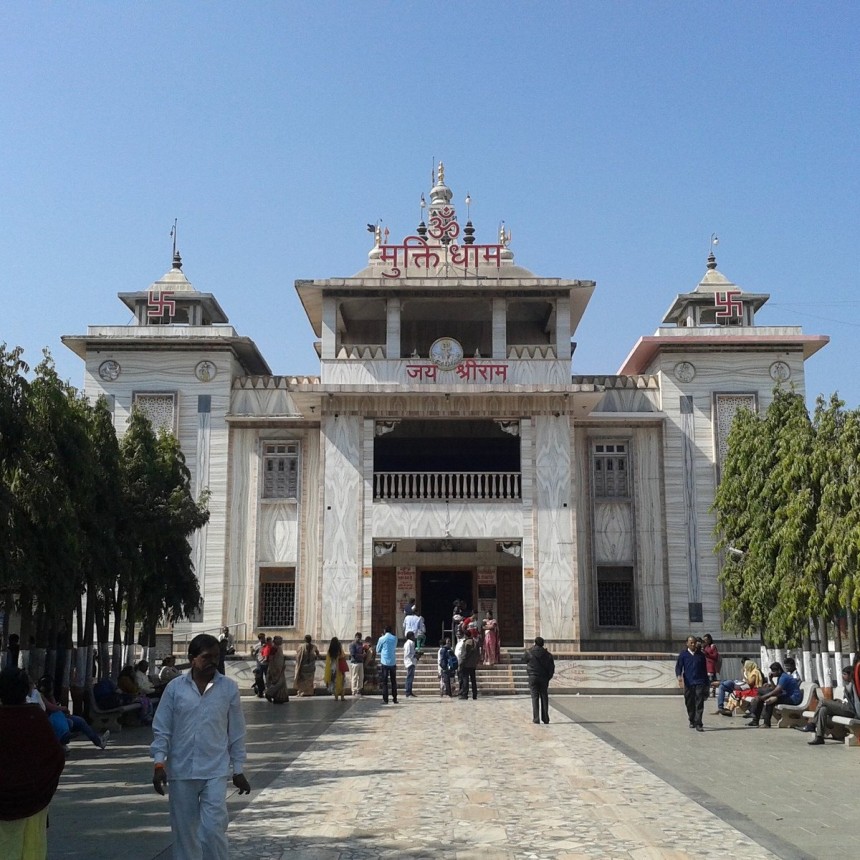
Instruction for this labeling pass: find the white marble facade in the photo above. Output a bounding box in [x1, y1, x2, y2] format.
[62, 176, 828, 655]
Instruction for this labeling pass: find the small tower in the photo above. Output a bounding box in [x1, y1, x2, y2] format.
[660, 249, 767, 328]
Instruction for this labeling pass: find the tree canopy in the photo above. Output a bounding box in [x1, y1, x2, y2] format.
[0, 345, 208, 667]
[714, 388, 860, 649]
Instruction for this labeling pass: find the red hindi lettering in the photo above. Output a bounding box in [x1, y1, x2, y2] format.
[455, 359, 478, 382]
[380, 244, 403, 279]
[481, 246, 502, 267]
[403, 236, 441, 271]
[450, 244, 482, 268]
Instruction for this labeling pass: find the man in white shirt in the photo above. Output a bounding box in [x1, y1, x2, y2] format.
[403, 632, 418, 697]
[151, 633, 250, 859]
[404, 608, 426, 652]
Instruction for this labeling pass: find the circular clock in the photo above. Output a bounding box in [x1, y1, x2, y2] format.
[674, 361, 696, 383]
[98, 359, 121, 382]
[428, 337, 464, 371]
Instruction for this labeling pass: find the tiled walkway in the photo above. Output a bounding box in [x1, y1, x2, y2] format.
[50, 691, 855, 859]
[227, 697, 780, 860]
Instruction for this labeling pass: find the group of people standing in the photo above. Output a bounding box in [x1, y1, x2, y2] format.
[251, 631, 381, 702]
[450, 601, 501, 666]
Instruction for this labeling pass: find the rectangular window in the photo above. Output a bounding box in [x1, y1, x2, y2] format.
[596, 566, 635, 627]
[262, 442, 299, 499]
[258, 568, 296, 627]
[592, 442, 629, 498]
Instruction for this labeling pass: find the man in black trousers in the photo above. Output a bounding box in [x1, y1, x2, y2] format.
[675, 635, 709, 732]
[523, 636, 555, 724]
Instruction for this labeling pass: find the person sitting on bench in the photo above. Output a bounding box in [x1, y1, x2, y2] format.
[807, 664, 860, 745]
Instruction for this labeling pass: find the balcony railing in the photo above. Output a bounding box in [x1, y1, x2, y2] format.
[374, 471, 521, 501]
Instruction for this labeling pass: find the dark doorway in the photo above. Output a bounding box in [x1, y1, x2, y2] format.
[419, 570, 473, 646]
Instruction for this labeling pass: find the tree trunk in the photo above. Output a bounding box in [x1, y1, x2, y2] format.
[801, 625, 814, 687]
[817, 614, 831, 688]
[94, 586, 109, 681]
[111, 581, 124, 679]
[18, 587, 33, 676]
[847, 606, 857, 655]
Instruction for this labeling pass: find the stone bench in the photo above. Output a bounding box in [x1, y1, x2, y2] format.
[799, 686, 860, 746]
[773, 682, 817, 728]
[830, 715, 860, 746]
[85, 686, 142, 733]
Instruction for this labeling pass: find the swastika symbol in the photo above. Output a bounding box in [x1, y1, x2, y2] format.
[714, 290, 743, 319]
[147, 290, 176, 320]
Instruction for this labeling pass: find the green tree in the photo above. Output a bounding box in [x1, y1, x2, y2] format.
[763, 389, 817, 646]
[716, 388, 860, 653]
[809, 397, 860, 650]
[714, 399, 783, 638]
[119, 410, 206, 654]
[0, 345, 30, 633]
[9, 354, 86, 673]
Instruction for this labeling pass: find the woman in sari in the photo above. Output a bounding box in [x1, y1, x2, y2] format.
[716, 659, 764, 715]
[265, 636, 289, 703]
[482, 611, 501, 666]
[324, 637, 348, 701]
[294, 634, 319, 697]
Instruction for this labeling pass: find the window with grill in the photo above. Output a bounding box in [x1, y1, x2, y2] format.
[258, 568, 296, 627]
[596, 566, 635, 627]
[592, 442, 629, 498]
[133, 392, 177, 435]
[262, 442, 299, 499]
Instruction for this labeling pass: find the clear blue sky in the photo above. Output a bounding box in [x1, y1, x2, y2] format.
[3, 3, 858, 407]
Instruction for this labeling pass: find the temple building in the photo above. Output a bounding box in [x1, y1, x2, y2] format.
[63, 165, 828, 656]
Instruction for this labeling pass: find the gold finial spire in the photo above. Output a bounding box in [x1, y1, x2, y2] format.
[437, 161, 445, 184]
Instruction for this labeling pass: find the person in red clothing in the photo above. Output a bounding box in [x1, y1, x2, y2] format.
[702, 634, 721, 698]
[0, 667, 66, 858]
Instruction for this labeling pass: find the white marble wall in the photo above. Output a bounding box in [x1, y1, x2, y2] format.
[371, 501, 523, 539]
[572, 423, 669, 642]
[321, 414, 362, 639]
[552, 658, 677, 690]
[320, 359, 571, 386]
[533, 415, 575, 640]
[631, 427, 669, 639]
[658, 349, 804, 637]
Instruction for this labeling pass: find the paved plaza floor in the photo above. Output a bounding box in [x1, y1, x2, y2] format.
[47, 692, 856, 859]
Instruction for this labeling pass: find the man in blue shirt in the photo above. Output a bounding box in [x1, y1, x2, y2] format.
[675, 636, 709, 732]
[749, 661, 802, 728]
[376, 625, 399, 704]
[151, 633, 250, 859]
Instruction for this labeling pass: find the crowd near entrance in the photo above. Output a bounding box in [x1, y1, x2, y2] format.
[420, 570, 473, 644]
[371, 562, 523, 646]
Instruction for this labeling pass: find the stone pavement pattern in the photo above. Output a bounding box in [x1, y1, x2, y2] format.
[48, 692, 860, 859]
[227, 697, 780, 860]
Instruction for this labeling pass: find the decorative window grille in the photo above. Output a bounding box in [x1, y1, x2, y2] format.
[262, 443, 299, 499]
[596, 566, 635, 627]
[133, 393, 176, 435]
[592, 442, 629, 498]
[258, 568, 296, 627]
[714, 394, 757, 472]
